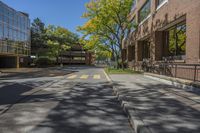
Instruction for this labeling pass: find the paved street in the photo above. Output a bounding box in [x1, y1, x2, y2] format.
[0, 66, 133, 133]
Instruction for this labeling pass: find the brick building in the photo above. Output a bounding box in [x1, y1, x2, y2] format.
[123, 0, 200, 81]
[124, 0, 200, 65]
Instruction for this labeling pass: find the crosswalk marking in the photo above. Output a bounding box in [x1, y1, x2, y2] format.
[67, 74, 101, 80]
[93, 75, 101, 79]
[67, 75, 77, 79]
[80, 75, 89, 79]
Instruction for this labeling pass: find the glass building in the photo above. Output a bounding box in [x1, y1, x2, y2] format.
[0, 1, 30, 68]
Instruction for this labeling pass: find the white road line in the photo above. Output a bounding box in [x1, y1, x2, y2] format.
[103, 70, 111, 82]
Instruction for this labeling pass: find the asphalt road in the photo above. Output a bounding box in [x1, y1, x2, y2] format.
[0, 66, 133, 133]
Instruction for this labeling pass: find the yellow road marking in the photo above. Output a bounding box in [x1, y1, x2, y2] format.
[68, 75, 77, 79]
[93, 74, 101, 79]
[80, 75, 89, 79]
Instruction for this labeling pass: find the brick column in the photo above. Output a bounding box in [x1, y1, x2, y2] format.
[154, 31, 165, 61]
[127, 45, 131, 61]
[136, 41, 143, 61]
[186, 7, 200, 63]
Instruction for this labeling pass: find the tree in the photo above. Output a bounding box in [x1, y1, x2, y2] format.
[80, 36, 112, 63]
[31, 18, 47, 56]
[78, 0, 135, 68]
[46, 25, 79, 64]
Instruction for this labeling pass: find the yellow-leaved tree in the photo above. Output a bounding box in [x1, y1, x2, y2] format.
[78, 0, 135, 68]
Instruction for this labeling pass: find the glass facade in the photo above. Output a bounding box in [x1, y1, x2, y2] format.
[0, 1, 30, 56]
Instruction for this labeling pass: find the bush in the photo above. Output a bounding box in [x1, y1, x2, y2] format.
[36, 57, 55, 67]
[117, 61, 128, 69]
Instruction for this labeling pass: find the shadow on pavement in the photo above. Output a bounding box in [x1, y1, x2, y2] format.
[113, 81, 200, 133]
[0, 82, 132, 133]
[0, 80, 52, 114]
[0, 68, 77, 80]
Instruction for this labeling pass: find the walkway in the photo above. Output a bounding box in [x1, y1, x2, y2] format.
[110, 74, 200, 133]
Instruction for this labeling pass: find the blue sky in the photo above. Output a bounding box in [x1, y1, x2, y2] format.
[1, 0, 90, 35]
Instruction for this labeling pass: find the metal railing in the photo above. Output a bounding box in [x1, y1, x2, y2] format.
[142, 62, 200, 82]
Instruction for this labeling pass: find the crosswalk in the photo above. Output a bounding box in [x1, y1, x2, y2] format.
[80, 75, 89, 79]
[93, 75, 101, 79]
[67, 74, 101, 80]
[68, 75, 77, 79]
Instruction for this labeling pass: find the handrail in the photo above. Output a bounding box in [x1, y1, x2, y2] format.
[142, 61, 200, 82]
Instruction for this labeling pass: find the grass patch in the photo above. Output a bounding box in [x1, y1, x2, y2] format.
[105, 67, 142, 74]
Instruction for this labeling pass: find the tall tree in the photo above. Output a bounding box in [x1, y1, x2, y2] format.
[46, 25, 79, 64]
[31, 18, 47, 56]
[78, 0, 135, 68]
[80, 36, 112, 62]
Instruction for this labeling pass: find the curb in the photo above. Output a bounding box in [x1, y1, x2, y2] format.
[144, 73, 200, 105]
[144, 73, 200, 93]
[103, 70, 152, 133]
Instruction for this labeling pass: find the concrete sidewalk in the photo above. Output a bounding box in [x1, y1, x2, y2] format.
[110, 74, 200, 133]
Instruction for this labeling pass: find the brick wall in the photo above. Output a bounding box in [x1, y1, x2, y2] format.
[124, 0, 200, 68]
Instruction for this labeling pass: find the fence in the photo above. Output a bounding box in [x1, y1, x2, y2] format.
[143, 63, 200, 82]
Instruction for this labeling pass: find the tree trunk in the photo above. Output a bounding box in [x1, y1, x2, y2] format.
[56, 56, 59, 65]
[119, 44, 125, 70]
[111, 51, 115, 61]
[121, 50, 125, 70]
[113, 52, 118, 68]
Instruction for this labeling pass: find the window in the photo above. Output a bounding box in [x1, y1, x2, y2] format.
[138, 0, 151, 23]
[0, 15, 3, 22]
[128, 45, 135, 61]
[0, 3, 3, 14]
[167, 23, 186, 58]
[131, 18, 137, 32]
[157, 0, 165, 6]
[4, 24, 8, 39]
[8, 28, 12, 40]
[156, 0, 168, 9]
[0, 24, 3, 39]
[3, 7, 8, 17]
[142, 41, 150, 59]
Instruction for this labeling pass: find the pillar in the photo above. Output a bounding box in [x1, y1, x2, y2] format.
[16, 56, 19, 68]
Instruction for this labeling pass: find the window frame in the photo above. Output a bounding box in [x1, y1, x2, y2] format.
[156, 0, 168, 11]
[165, 22, 186, 60]
[138, 0, 151, 25]
[142, 41, 151, 60]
